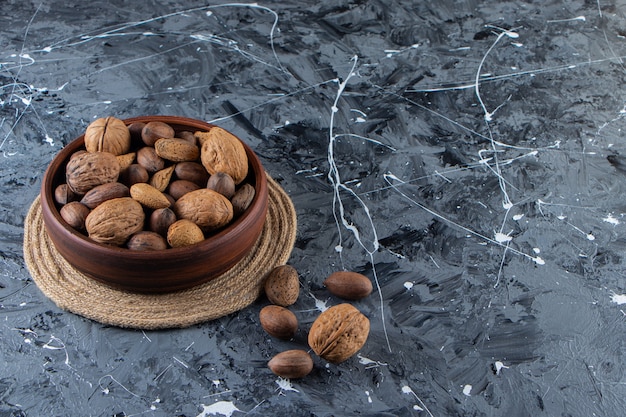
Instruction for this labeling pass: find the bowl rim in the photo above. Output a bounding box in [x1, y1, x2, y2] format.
[40, 115, 268, 260]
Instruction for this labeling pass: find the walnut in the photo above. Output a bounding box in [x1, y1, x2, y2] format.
[65, 151, 120, 194]
[307, 303, 370, 364]
[173, 188, 233, 232]
[85, 197, 145, 246]
[84, 117, 131, 156]
[198, 127, 249, 184]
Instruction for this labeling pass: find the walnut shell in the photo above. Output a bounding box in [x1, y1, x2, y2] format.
[85, 197, 145, 246]
[268, 350, 313, 379]
[84, 117, 131, 156]
[198, 127, 249, 184]
[307, 303, 370, 364]
[323, 271, 373, 300]
[65, 151, 120, 194]
[264, 265, 299, 307]
[173, 188, 233, 232]
[167, 219, 205, 247]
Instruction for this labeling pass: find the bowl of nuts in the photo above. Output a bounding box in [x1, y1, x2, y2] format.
[40, 115, 268, 293]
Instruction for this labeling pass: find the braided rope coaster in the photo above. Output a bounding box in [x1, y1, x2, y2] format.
[23, 175, 297, 330]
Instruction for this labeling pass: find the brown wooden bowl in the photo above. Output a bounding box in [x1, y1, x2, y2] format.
[40, 116, 268, 293]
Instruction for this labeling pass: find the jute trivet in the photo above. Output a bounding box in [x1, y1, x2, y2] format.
[23, 175, 297, 330]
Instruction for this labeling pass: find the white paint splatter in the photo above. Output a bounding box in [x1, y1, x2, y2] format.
[513, 214, 524, 221]
[494, 361, 509, 375]
[603, 214, 620, 225]
[404, 281, 414, 290]
[309, 292, 329, 312]
[401, 385, 434, 417]
[533, 247, 541, 254]
[358, 354, 387, 368]
[463, 384, 472, 396]
[196, 401, 241, 417]
[494, 232, 513, 243]
[365, 390, 372, 403]
[611, 293, 626, 305]
[586, 233, 595, 241]
[276, 377, 299, 392]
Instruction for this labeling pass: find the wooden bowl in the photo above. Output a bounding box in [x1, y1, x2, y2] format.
[40, 116, 268, 293]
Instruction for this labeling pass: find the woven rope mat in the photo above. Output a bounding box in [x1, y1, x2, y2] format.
[23, 175, 297, 330]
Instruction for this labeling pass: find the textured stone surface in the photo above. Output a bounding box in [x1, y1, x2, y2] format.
[1, 1, 625, 416]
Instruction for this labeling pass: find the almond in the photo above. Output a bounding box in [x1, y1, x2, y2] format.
[149, 165, 175, 192]
[130, 183, 171, 209]
[116, 152, 136, 172]
[264, 265, 299, 307]
[155, 138, 200, 162]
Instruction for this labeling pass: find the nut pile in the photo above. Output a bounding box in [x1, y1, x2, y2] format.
[55, 117, 256, 250]
[263, 266, 373, 379]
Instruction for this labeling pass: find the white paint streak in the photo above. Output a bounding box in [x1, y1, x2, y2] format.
[276, 377, 299, 392]
[611, 293, 626, 305]
[196, 401, 241, 417]
[603, 214, 620, 225]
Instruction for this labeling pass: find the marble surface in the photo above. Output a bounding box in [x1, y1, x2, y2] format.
[1, 1, 625, 416]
